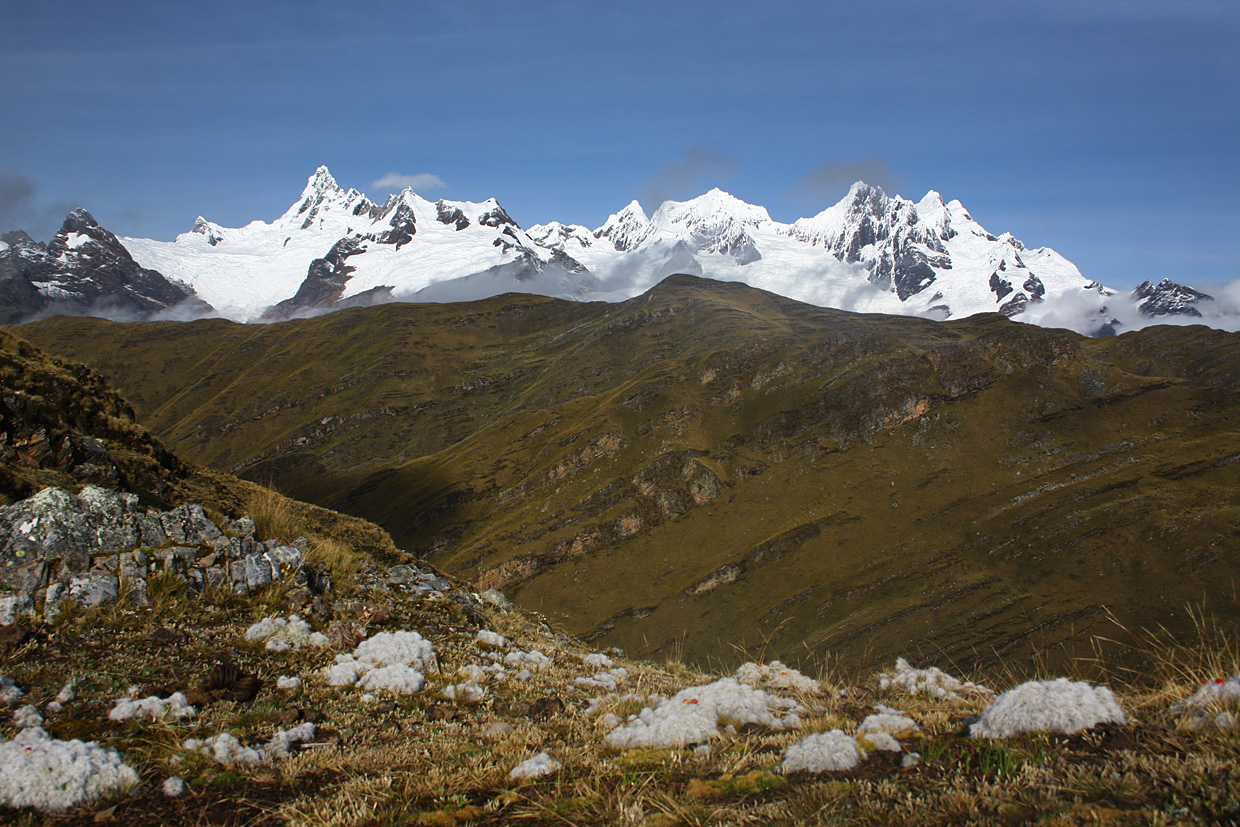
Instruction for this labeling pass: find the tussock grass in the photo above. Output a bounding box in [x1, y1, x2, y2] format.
[246, 484, 303, 546]
[3, 562, 1238, 826]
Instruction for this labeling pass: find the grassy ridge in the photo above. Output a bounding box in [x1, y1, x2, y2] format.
[14, 276, 1240, 673]
[0, 328, 403, 572]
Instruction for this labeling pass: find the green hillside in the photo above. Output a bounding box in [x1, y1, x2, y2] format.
[15, 275, 1240, 673]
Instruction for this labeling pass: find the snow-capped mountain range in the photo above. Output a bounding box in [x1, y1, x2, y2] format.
[1, 166, 1226, 331]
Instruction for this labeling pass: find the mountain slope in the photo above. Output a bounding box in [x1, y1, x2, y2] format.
[14, 276, 1240, 672]
[0, 327, 400, 562]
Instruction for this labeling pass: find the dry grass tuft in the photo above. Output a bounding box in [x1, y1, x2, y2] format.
[3, 574, 1238, 827]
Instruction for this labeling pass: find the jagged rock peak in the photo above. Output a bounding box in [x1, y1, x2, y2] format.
[307, 165, 341, 197]
[1133, 278, 1213, 318]
[841, 180, 892, 212]
[191, 217, 224, 246]
[48, 209, 130, 261]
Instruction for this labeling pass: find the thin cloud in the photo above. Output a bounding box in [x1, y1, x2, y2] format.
[0, 171, 76, 241]
[372, 172, 446, 192]
[792, 157, 908, 206]
[644, 144, 737, 209]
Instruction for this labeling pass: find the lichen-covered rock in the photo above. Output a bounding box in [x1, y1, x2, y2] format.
[0, 486, 330, 618]
[0, 487, 142, 593]
[0, 592, 33, 625]
[68, 571, 118, 609]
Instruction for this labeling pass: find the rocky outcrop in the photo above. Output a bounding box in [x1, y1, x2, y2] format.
[0, 486, 327, 621]
[262, 236, 374, 320]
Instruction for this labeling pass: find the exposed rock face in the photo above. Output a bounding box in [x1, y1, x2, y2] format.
[371, 201, 417, 248]
[0, 486, 327, 621]
[789, 183, 951, 300]
[0, 211, 211, 323]
[262, 237, 372, 319]
[1133, 278, 1213, 317]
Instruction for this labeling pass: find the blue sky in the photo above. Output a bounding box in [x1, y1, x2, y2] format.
[2, 0, 1236, 291]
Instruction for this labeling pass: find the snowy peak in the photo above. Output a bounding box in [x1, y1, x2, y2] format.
[651, 188, 773, 229]
[526, 221, 596, 253]
[644, 188, 772, 264]
[39, 165, 1216, 336]
[276, 166, 377, 232]
[594, 200, 650, 252]
[190, 217, 224, 246]
[48, 209, 138, 267]
[1133, 278, 1214, 318]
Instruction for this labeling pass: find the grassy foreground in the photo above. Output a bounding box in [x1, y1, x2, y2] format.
[2, 558, 1237, 827]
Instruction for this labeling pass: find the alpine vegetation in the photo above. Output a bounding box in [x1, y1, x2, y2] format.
[0, 727, 139, 812]
[245, 614, 330, 651]
[735, 660, 821, 693]
[877, 658, 993, 701]
[779, 730, 864, 773]
[108, 691, 196, 723]
[857, 706, 920, 738]
[0, 676, 22, 705]
[475, 630, 507, 648]
[508, 752, 562, 782]
[182, 723, 316, 766]
[12, 703, 43, 729]
[604, 677, 804, 749]
[969, 678, 1125, 738]
[327, 630, 436, 694]
[1171, 674, 1240, 730]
